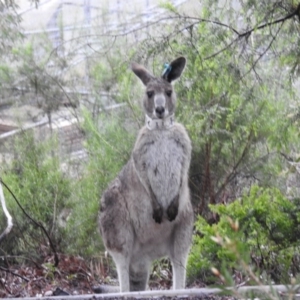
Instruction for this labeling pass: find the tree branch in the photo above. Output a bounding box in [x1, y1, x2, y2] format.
[194, 3, 300, 61]
[239, 3, 300, 39]
[241, 21, 284, 79]
[0, 179, 59, 267]
[0, 266, 29, 282]
[215, 129, 254, 200]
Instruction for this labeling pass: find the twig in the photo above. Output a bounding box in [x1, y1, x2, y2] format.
[280, 152, 294, 162]
[215, 129, 254, 200]
[192, 4, 300, 62]
[204, 37, 239, 61]
[0, 180, 13, 242]
[239, 4, 300, 39]
[173, 15, 240, 35]
[239, 261, 279, 300]
[0, 266, 29, 282]
[241, 21, 284, 79]
[0, 179, 60, 267]
[0, 278, 12, 296]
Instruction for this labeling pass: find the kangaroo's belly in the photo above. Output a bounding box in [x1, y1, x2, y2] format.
[132, 219, 174, 260]
[146, 138, 184, 207]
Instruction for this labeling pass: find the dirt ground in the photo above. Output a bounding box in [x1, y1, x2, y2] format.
[0, 254, 239, 299]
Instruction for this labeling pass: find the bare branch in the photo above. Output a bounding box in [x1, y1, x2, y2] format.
[177, 16, 240, 35]
[239, 3, 300, 39]
[187, 4, 300, 62]
[0, 180, 13, 242]
[0, 266, 29, 282]
[204, 37, 240, 61]
[215, 129, 254, 200]
[241, 21, 284, 79]
[0, 179, 59, 267]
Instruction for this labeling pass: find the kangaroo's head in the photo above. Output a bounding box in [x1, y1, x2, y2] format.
[131, 57, 186, 121]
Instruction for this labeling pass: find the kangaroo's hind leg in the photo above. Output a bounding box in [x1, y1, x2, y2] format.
[129, 259, 151, 291]
[110, 252, 131, 292]
[170, 205, 193, 289]
[99, 178, 134, 292]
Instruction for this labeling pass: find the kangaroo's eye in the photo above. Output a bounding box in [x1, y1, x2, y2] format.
[147, 91, 154, 98]
[166, 90, 172, 97]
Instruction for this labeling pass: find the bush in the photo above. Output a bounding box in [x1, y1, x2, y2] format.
[0, 132, 72, 262]
[188, 186, 300, 284]
[0, 109, 136, 261]
[64, 109, 136, 257]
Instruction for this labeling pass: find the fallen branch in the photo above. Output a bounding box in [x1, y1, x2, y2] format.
[0, 179, 13, 242]
[4, 285, 300, 300]
[0, 266, 29, 282]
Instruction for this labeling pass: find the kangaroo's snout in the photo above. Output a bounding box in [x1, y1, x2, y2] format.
[154, 93, 166, 119]
[155, 106, 165, 118]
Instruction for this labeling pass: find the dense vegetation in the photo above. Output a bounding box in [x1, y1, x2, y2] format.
[1, 0, 300, 289]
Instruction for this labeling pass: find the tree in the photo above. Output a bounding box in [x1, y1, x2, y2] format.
[125, 0, 300, 216]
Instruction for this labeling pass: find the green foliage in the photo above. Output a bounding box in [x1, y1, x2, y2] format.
[0, 100, 137, 261]
[0, 132, 72, 260]
[16, 40, 67, 113]
[64, 109, 135, 256]
[159, 1, 178, 13]
[63, 49, 142, 257]
[135, 1, 299, 215]
[0, 6, 22, 56]
[2, 0, 300, 285]
[188, 186, 300, 284]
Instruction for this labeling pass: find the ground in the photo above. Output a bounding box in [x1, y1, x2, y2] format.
[0, 254, 95, 297]
[0, 254, 238, 299]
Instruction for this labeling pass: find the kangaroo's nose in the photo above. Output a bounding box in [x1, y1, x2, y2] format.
[155, 106, 165, 118]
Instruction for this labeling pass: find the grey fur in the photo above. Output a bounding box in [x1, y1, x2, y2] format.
[98, 57, 193, 292]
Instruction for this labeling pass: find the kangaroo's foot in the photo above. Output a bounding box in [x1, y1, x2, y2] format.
[167, 194, 179, 221]
[152, 205, 163, 224]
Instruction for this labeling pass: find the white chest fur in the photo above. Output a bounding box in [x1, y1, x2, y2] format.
[139, 129, 184, 208]
[145, 114, 175, 130]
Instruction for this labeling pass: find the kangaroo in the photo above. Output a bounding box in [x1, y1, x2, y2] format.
[98, 57, 193, 292]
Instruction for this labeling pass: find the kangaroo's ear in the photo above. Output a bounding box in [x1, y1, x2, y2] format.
[131, 62, 154, 86]
[162, 57, 186, 83]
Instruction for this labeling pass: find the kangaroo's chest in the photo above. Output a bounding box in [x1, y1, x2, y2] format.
[143, 133, 185, 202]
[146, 137, 183, 174]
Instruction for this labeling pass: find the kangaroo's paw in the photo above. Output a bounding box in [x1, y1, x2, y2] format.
[152, 205, 163, 224]
[167, 195, 179, 222]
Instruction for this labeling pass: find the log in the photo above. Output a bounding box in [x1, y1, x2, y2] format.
[3, 285, 300, 300]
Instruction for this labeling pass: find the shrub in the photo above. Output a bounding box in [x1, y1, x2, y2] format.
[64, 109, 136, 257]
[0, 132, 72, 262]
[188, 186, 300, 284]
